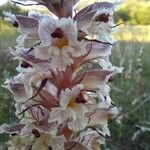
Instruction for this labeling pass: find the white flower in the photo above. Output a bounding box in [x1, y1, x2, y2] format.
[49, 85, 88, 132]
[85, 13, 117, 43]
[4, 11, 39, 46]
[75, 1, 123, 43]
[8, 135, 27, 150]
[8, 124, 65, 150]
[36, 16, 86, 69]
[86, 103, 119, 126]
[74, 128, 104, 150]
[18, 68, 42, 98]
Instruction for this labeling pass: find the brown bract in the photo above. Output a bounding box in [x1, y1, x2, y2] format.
[74, 2, 114, 22]
[41, 0, 79, 18]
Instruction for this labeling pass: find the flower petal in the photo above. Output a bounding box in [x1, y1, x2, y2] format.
[86, 106, 118, 126]
[73, 70, 113, 90]
[74, 2, 114, 29]
[70, 41, 112, 72]
[65, 141, 89, 150]
[0, 124, 25, 134]
[84, 40, 112, 60]
[4, 12, 39, 38]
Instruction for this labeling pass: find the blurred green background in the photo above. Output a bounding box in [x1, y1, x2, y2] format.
[0, 0, 150, 149]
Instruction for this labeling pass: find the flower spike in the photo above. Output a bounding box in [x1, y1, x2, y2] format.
[2, 0, 123, 149]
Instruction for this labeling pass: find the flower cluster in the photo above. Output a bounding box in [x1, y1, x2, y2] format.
[1, 0, 123, 149]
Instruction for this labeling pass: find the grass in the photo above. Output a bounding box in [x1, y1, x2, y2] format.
[107, 41, 150, 150]
[0, 22, 150, 149]
[115, 25, 150, 42]
[0, 20, 19, 49]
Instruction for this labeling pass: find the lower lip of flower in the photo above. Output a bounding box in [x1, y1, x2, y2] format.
[52, 37, 69, 49]
[68, 99, 78, 108]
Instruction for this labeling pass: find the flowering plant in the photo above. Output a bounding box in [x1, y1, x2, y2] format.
[1, 0, 123, 149]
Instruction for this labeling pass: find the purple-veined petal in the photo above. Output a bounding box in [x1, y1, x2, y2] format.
[74, 1, 117, 31]
[86, 106, 118, 126]
[9, 83, 26, 98]
[84, 40, 112, 60]
[15, 15, 39, 28]
[65, 141, 89, 150]
[70, 41, 112, 72]
[0, 124, 25, 134]
[73, 70, 113, 90]
[74, 1, 115, 22]
[4, 12, 39, 40]
[20, 52, 58, 77]
[9, 80, 58, 109]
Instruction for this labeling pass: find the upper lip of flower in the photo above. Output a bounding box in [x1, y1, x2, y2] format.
[74, 2, 114, 21]
[51, 28, 64, 38]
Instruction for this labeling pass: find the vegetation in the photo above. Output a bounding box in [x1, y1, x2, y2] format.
[114, 25, 150, 42]
[0, 2, 27, 19]
[0, 20, 18, 148]
[114, 0, 150, 25]
[108, 41, 150, 150]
